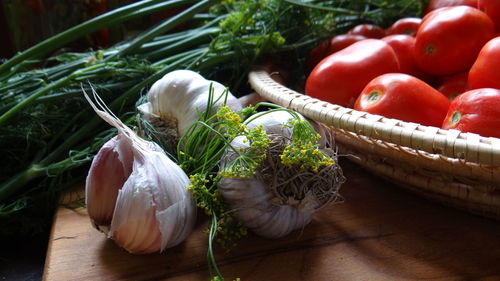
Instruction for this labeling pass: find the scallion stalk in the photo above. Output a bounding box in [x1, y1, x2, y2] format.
[0, 0, 199, 75]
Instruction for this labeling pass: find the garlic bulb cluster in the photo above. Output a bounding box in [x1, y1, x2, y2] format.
[218, 111, 343, 239]
[138, 69, 242, 137]
[85, 92, 196, 254]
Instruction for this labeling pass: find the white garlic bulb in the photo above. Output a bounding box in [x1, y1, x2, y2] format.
[85, 92, 196, 254]
[138, 69, 242, 136]
[218, 111, 343, 239]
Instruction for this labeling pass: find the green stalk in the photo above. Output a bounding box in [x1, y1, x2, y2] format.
[0, 59, 83, 92]
[35, 80, 138, 104]
[113, 0, 218, 57]
[283, 0, 365, 14]
[106, 0, 198, 25]
[0, 0, 197, 75]
[0, 76, 73, 126]
[0, 63, 109, 126]
[208, 214, 223, 279]
[144, 28, 219, 61]
[0, 165, 46, 203]
[196, 51, 236, 70]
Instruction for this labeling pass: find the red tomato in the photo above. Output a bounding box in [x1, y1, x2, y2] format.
[328, 34, 367, 54]
[347, 24, 386, 38]
[442, 88, 500, 138]
[387, 17, 422, 36]
[478, 0, 500, 33]
[469, 36, 500, 89]
[305, 39, 399, 108]
[305, 39, 331, 73]
[354, 73, 450, 127]
[425, 0, 478, 14]
[437, 72, 470, 100]
[414, 6, 494, 75]
[381, 35, 423, 78]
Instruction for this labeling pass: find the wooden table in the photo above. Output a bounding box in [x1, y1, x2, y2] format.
[42, 160, 500, 281]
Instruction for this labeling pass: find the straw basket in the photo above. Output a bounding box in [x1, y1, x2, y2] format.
[248, 69, 500, 219]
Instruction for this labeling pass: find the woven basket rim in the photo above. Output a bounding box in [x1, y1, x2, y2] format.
[248, 69, 500, 167]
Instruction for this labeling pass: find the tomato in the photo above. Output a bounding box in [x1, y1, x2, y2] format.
[305, 39, 399, 108]
[414, 6, 494, 75]
[386, 17, 422, 36]
[478, 0, 500, 33]
[305, 39, 331, 73]
[354, 73, 450, 127]
[347, 24, 386, 39]
[436, 72, 470, 100]
[328, 34, 367, 54]
[381, 35, 424, 78]
[425, 0, 478, 14]
[468, 37, 500, 90]
[442, 88, 500, 138]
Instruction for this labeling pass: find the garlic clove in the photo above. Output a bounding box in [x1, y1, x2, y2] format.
[111, 190, 162, 254]
[85, 134, 133, 227]
[104, 141, 196, 254]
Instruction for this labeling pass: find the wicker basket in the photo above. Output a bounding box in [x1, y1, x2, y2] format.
[248, 69, 500, 219]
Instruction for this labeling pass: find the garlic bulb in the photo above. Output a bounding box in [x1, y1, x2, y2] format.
[85, 92, 196, 254]
[138, 69, 242, 137]
[218, 111, 344, 239]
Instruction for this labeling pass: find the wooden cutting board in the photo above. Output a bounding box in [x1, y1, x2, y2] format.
[42, 160, 500, 281]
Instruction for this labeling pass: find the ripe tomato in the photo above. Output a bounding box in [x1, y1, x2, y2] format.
[442, 88, 500, 138]
[328, 34, 367, 54]
[437, 72, 470, 100]
[425, 0, 478, 14]
[478, 0, 500, 33]
[347, 24, 386, 38]
[387, 17, 422, 37]
[305, 39, 399, 108]
[354, 73, 450, 127]
[469, 37, 500, 89]
[305, 34, 367, 72]
[305, 39, 330, 73]
[414, 6, 494, 75]
[381, 35, 424, 78]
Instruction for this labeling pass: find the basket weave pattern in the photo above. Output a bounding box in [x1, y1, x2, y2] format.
[248, 70, 500, 218]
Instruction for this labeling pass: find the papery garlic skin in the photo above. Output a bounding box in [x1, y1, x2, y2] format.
[85, 92, 196, 254]
[218, 111, 341, 239]
[219, 174, 315, 239]
[245, 110, 296, 137]
[138, 69, 242, 136]
[109, 139, 196, 253]
[85, 134, 133, 227]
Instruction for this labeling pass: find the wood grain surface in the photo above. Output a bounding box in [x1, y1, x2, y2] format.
[42, 160, 500, 281]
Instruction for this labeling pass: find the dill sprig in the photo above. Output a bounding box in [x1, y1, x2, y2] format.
[281, 117, 335, 172]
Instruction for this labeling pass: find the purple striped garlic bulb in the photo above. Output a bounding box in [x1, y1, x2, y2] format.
[85, 91, 196, 254]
